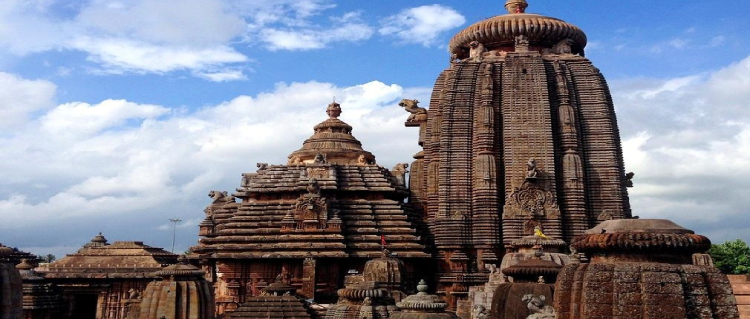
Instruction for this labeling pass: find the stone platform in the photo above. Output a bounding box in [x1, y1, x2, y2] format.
[729, 275, 750, 319]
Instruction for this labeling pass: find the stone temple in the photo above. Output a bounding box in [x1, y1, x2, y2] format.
[1, 1, 743, 319]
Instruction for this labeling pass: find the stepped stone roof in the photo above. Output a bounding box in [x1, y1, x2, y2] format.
[288, 101, 375, 165]
[194, 103, 429, 260]
[43, 234, 178, 279]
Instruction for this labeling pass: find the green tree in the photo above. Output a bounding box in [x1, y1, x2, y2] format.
[707, 239, 750, 274]
[36, 254, 56, 263]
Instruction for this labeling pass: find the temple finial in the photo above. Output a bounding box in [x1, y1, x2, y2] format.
[505, 0, 528, 14]
[326, 99, 341, 119]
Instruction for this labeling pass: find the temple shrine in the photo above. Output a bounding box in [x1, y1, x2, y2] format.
[191, 100, 431, 314]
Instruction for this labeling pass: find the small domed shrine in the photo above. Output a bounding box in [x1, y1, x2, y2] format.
[390, 280, 457, 319]
[137, 256, 214, 319]
[404, 0, 633, 307]
[192, 102, 430, 316]
[0, 244, 22, 319]
[226, 275, 313, 319]
[555, 219, 739, 319]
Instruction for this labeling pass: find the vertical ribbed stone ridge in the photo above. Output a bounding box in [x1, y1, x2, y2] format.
[138, 258, 214, 319]
[402, 1, 632, 309]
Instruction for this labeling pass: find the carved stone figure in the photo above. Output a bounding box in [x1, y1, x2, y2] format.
[392, 163, 409, 186]
[288, 155, 302, 165]
[313, 153, 327, 164]
[399, 99, 428, 122]
[526, 158, 538, 179]
[474, 305, 488, 319]
[357, 154, 368, 165]
[485, 264, 499, 274]
[469, 41, 487, 62]
[306, 178, 321, 196]
[624, 172, 634, 187]
[256, 163, 268, 172]
[515, 35, 530, 52]
[522, 294, 556, 319]
[208, 190, 226, 204]
[552, 39, 573, 55]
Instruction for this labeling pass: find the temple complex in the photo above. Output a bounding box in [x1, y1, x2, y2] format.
[2, 1, 745, 319]
[191, 101, 430, 316]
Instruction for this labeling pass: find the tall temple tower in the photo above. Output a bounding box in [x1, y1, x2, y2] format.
[405, 0, 632, 306]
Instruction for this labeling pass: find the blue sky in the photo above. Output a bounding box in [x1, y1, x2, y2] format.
[1, 0, 750, 257]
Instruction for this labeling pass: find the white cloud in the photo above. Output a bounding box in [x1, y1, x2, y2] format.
[0, 72, 57, 129]
[258, 11, 373, 51]
[615, 54, 750, 243]
[378, 4, 465, 47]
[0, 73, 424, 256]
[70, 37, 248, 75]
[41, 99, 169, 136]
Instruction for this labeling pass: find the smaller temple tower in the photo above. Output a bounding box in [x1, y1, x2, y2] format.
[192, 101, 430, 316]
[138, 256, 214, 319]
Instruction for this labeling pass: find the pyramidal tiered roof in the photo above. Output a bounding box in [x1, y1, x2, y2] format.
[194, 102, 428, 259]
[288, 101, 375, 165]
[43, 234, 178, 279]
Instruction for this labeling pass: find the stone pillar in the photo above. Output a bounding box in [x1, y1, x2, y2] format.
[301, 257, 316, 300]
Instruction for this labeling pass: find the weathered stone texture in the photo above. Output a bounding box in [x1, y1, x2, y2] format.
[0, 245, 22, 319]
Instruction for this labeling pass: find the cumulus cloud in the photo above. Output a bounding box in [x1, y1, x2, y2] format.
[615, 54, 750, 244]
[0, 72, 57, 129]
[254, 9, 373, 51]
[0, 73, 425, 255]
[0, 0, 374, 80]
[378, 4, 465, 47]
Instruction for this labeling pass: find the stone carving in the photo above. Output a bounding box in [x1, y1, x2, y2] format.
[313, 152, 327, 164]
[476, 153, 496, 188]
[392, 163, 409, 186]
[505, 0, 528, 14]
[596, 210, 614, 222]
[469, 41, 487, 62]
[127, 288, 140, 300]
[526, 158, 538, 179]
[485, 264, 500, 274]
[307, 167, 329, 179]
[399, 99, 428, 122]
[306, 178, 321, 195]
[552, 39, 573, 55]
[256, 163, 268, 172]
[357, 154, 368, 165]
[624, 172, 634, 187]
[523, 294, 556, 319]
[474, 305, 488, 319]
[288, 155, 302, 165]
[209, 190, 227, 204]
[515, 35, 530, 52]
[503, 182, 561, 219]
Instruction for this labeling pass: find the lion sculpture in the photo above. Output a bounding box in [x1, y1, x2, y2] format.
[522, 294, 557, 319]
[399, 99, 427, 122]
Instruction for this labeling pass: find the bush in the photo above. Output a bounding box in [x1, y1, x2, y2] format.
[707, 239, 750, 275]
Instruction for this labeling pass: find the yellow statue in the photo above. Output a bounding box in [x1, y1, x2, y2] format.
[534, 226, 549, 239]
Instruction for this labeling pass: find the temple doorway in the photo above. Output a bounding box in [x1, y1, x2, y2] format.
[71, 294, 98, 319]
